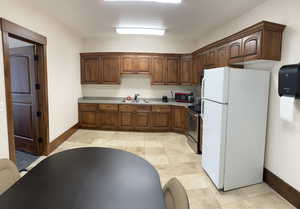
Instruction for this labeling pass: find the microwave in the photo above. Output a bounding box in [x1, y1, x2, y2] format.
[175, 92, 194, 103]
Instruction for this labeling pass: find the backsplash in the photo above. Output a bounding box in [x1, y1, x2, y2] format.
[82, 74, 196, 99]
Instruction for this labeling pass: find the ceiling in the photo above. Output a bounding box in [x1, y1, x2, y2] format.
[28, 0, 266, 40]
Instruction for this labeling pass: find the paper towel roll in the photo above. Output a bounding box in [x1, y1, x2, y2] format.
[280, 96, 295, 122]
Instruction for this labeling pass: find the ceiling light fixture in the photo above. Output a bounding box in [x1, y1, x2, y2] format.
[116, 27, 165, 36]
[105, 0, 181, 4]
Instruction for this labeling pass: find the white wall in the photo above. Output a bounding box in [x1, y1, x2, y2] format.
[82, 36, 195, 54]
[0, 0, 82, 158]
[83, 74, 193, 98]
[196, 0, 300, 191]
[82, 35, 196, 98]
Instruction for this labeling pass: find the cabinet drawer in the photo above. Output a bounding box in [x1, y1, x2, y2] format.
[79, 103, 98, 111]
[119, 105, 136, 112]
[152, 105, 171, 113]
[99, 104, 118, 111]
[136, 105, 151, 112]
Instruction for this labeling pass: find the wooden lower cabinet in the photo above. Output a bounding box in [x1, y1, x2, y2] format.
[79, 111, 97, 128]
[119, 112, 135, 130]
[135, 112, 151, 131]
[79, 103, 187, 133]
[172, 106, 187, 133]
[151, 105, 171, 131]
[97, 111, 119, 130]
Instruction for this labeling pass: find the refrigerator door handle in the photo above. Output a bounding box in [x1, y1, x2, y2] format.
[201, 100, 205, 118]
[201, 79, 206, 99]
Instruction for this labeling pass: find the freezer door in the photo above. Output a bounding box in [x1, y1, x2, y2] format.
[202, 67, 229, 103]
[202, 99, 227, 189]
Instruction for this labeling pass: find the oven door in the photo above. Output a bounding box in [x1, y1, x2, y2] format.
[187, 110, 199, 153]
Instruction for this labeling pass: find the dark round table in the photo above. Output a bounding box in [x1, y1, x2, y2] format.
[0, 148, 166, 209]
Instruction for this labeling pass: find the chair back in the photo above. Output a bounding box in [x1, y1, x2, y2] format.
[0, 159, 20, 195]
[163, 178, 190, 209]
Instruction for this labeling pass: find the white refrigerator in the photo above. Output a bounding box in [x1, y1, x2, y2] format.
[201, 67, 270, 191]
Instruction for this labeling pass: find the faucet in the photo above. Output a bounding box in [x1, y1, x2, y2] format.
[134, 93, 140, 102]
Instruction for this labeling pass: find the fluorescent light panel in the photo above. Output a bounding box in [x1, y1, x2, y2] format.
[116, 27, 165, 36]
[105, 0, 181, 4]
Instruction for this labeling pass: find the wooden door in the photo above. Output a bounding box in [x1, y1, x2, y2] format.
[216, 45, 228, 67]
[135, 106, 151, 131]
[119, 105, 136, 130]
[135, 56, 151, 73]
[151, 56, 165, 85]
[121, 55, 135, 73]
[10, 46, 40, 154]
[81, 56, 100, 84]
[242, 31, 262, 61]
[172, 106, 187, 133]
[180, 57, 192, 85]
[228, 39, 243, 64]
[165, 56, 180, 85]
[102, 56, 120, 84]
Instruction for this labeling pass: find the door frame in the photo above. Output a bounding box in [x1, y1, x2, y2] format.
[0, 18, 49, 162]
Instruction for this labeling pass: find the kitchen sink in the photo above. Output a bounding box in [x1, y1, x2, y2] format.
[121, 99, 149, 104]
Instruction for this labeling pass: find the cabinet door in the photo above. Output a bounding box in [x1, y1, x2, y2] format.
[192, 55, 200, 85]
[119, 112, 135, 130]
[242, 31, 262, 61]
[119, 105, 136, 130]
[97, 111, 119, 130]
[216, 45, 228, 67]
[172, 106, 187, 133]
[81, 56, 100, 84]
[135, 56, 151, 73]
[135, 112, 151, 130]
[228, 39, 243, 64]
[151, 112, 171, 130]
[165, 56, 180, 85]
[80, 111, 97, 128]
[121, 55, 135, 73]
[180, 57, 192, 85]
[135, 105, 151, 131]
[151, 56, 165, 85]
[102, 56, 120, 84]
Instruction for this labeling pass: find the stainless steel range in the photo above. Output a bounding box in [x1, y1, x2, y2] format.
[186, 104, 202, 154]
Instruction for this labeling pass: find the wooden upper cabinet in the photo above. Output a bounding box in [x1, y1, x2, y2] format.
[242, 31, 262, 61]
[216, 45, 228, 67]
[121, 55, 151, 73]
[180, 56, 192, 85]
[165, 56, 180, 85]
[192, 54, 203, 85]
[121, 55, 135, 73]
[203, 49, 216, 69]
[101, 56, 120, 84]
[81, 56, 100, 84]
[135, 56, 151, 73]
[228, 39, 243, 64]
[151, 56, 165, 85]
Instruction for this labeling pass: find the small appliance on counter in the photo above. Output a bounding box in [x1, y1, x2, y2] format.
[174, 91, 194, 103]
[278, 63, 300, 98]
[162, 96, 168, 103]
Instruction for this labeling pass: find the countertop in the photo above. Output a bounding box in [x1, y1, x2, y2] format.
[78, 97, 192, 107]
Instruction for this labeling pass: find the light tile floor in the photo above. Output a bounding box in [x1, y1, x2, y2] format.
[28, 130, 296, 209]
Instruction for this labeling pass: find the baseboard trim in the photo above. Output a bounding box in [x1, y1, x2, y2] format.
[47, 123, 80, 154]
[263, 168, 300, 209]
